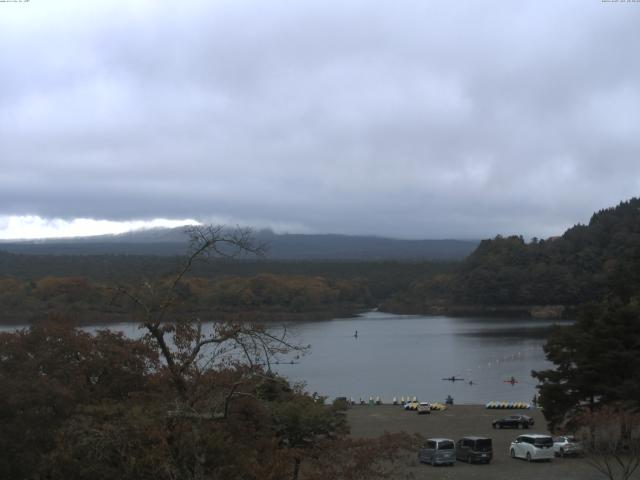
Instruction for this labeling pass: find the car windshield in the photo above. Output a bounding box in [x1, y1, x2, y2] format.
[438, 441, 454, 450]
[534, 437, 553, 447]
[566, 436, 578, 443]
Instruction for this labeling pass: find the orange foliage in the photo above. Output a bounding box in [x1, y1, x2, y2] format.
[207, 274, 358, 310]
[0, 277, 24, 295]
[35, 276, 93, 300]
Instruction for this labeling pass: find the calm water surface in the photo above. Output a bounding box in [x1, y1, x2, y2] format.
[3, 310, 570, 404]
[272, 311, 570, 404]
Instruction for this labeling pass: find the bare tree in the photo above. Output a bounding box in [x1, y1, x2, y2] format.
[112, 225, 305, 402]
[577, 406, 640, 480]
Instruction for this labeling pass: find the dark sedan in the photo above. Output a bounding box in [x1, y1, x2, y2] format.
[492, 415, 534, 429]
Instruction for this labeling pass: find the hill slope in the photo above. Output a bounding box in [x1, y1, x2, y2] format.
[386, 198, 640, 315]
[0, 229, 478, 261]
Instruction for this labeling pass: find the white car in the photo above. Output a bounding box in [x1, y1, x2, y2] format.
[510, 434, 554, 462]
[417, 402, 431, 414]
[553, 436, 582, 457]
[404, 400, 419, 411]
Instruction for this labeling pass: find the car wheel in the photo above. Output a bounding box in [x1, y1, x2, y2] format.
[510, 449, 516, 459]
[497, 423, 502, 429]
[526, 452, 532, 462]
[518, 423, 523, 429]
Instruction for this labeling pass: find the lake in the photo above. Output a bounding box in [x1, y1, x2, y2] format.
[272, 310, 569, 405]
[2, 310, 570, 405]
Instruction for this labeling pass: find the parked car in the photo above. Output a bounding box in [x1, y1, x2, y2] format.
[418, 438, 456, 466]
[456, 436, 493, 464]
[510, 434, 554, 462]
[404, 400, 419, 411]
[417, 402, 431, 414]
[553, 436, 582, 457]
[492, 415, 534, 429]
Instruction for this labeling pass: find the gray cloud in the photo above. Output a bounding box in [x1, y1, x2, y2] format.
[1, 0, 639, 239]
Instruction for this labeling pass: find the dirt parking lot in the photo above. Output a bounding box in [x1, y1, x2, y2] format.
[347, 404, 639, 480]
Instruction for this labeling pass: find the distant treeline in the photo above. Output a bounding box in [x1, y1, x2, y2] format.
[4, 198, 639, 322]
[0, 254, 452, 305]
[385, 198, 640, 315]
[0, 259, 455, 323]
[0, 273, 372, 324]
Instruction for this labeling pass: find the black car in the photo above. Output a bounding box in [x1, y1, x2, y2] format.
[492, 415, 534, 429]
[456, 436, 493, 464]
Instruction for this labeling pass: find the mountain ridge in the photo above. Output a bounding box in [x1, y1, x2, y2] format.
[0, 228, 479, 261]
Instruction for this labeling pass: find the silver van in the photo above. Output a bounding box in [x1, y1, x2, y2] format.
[418, 438, 456, 466]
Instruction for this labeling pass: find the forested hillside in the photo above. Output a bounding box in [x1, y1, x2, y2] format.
[386, 198, 640, 315]
[4, 199, 639, 322]
[0, 253, 452, 324]
[0, 274, 376, 324]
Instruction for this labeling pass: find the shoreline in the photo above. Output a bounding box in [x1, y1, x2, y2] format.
[0, 306, 367, 327]
[382, 303, 571, 319]
[0, 303, 574, 328]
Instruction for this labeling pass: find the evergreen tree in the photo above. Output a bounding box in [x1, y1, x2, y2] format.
[533, 299, 640, 430]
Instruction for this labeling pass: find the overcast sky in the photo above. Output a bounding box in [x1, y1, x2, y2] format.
[1, 0, 639, 240]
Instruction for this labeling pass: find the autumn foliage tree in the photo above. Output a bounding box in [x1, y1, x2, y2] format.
[533, 298, 640, 431]
[0, 318, 157, 480]
[577, 406, 640, 480]
[0, 226, 416, 480]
